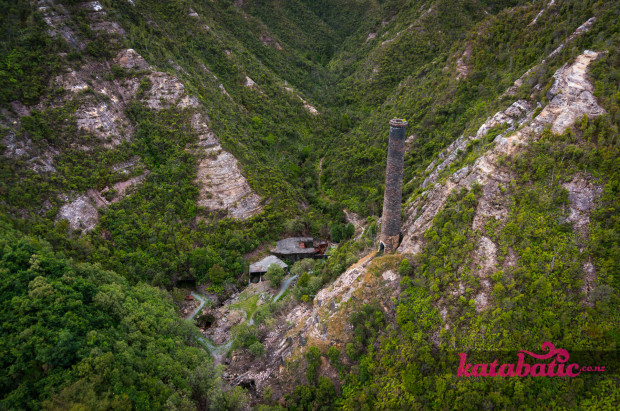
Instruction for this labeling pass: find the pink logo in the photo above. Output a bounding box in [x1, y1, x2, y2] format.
[457, 342, 606, 377]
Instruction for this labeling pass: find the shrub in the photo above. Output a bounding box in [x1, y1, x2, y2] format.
[249, 341, 265, 357]
[327, 346, 340, 367]
[265, 264, 285, 288]
[398, 258, 413, 276]
[305, 347, 322, 383]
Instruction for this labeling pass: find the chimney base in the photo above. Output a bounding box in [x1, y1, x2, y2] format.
[379, 235, 399, 254]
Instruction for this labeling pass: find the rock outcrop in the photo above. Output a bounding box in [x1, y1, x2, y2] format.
[505, 17, 596, 96]
[224, 250, 402, 401]
[400, 50, 605, 256]
[57, 195, 99, 232]
[562, 175, 603, 238]
[5, 0, 264, 228]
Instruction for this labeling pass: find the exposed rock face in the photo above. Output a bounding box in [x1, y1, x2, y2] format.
[344, 209, 366, 238]
[38, 1, 84, 50]
[400, 51, 604, 256]
[57, 195, 99, 232]
[562, 175, 603, 237]
[529, 0, 556, 26]
[189, 109, 262, 220]
[204, 308, 247, 345]
[103, 172, 150, 204]
[542, 50, 605, 134]
[243, 76, 264, 94]
[471, 236, 497, 311]
[282, 86, 320, 115]
[303, 102, 319, 116]
[55, 170, 151, 230]
[75, 101, 130, 148]
[547, 18, 596, 60]
[143, 72, 186, 110]
[225, 251, 400, 401]
[456, 43, 473, 80]
[581, 259, 597, 307]
[505, 17, 596, 96]
[7, 2, 264, 226]
[114, 48, 150, 70]
[421, 99, 534, 189]
[472, 179, 509, 231]
[196, 148, 263, 220]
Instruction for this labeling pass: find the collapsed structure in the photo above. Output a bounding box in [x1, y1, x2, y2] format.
[248, 255, 288, 283]
[271, 237, 329, 261]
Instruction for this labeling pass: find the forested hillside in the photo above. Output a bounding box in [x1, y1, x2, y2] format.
[1, 0, 618, 409]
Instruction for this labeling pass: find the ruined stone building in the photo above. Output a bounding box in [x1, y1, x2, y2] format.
[271, 237, 328, 261]
[248, 255, 288, 283]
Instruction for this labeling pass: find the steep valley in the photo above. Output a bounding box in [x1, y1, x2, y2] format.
[1, 0, 619, 409]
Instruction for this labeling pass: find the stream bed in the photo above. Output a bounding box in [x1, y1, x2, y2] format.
[184, 274, 298, 362]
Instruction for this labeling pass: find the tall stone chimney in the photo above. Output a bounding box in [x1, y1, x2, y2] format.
[380, 118, 408, 253]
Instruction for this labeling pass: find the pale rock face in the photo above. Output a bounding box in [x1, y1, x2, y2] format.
[344, 208, 366, 238]
[195, 148, 262, 220]
[38, 1, 84, 50]
[219, 84, 232, 98]
[191, 113, 219, 148]
[542, 50, 605, 135]
[456, 43, 473, 80]
[244, 76, 257, 88]
[581, 260, 597, 307]
[90, 21, 125, 36]
[114, 49, 150, 71]
[472, 180, 508, 231]
[83, 1, 104, 13]
[143, 72, 186, 110]
[547, 18, 596, 60]
[282, 252, 383, 349]
[111, 156, 141, 174]
[13, 1, 264, 231]
[57, 195, 99, 231]
[400, 51, 604, 256]
[259, 35, 283, 50]
[227, 249, 399, 394]
[190, 111, 262, 220]
[55, 70, 88, 93]
[421, 99, 532, 189]
[75, 101, 129, 147]
[55, 171, 150, 232]
[303, 103, 320, 116]
[469, 236, 497, 312]
[204, 308, 247, 345]
[103, 172, 150, 203]
[562, 175, 603, 237]
[29, 151, 57, 173]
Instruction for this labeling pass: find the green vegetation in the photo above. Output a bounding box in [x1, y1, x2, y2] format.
[265, 263, 285, 288]
[285, 347, 338, 411]
[232, 294, 260, 322]
[0, 217, 243, 410]
[336, 103, 620, 410]
[0, 0, 618, 409]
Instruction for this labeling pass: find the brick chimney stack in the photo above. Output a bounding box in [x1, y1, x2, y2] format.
[380, 118, 407, 253]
